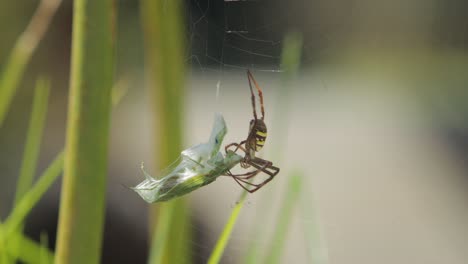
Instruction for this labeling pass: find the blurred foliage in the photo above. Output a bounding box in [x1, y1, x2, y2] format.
[0, 0, 468, 263]
[54, 0, 115, 263]
[140, 0, 191, 263]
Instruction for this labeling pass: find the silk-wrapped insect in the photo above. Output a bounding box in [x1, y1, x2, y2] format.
[132, 113, 242, 203]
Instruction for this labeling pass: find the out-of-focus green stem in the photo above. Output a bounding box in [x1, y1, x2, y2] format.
[140, 0, 190, 263]
[1, 78, 50, 263]
[0, 79, 50, 262]
[148, 200, 176, 264]
[245, 32, 303, 264]
[1, 79, 125, 263]
[301, 183, 329, 264]
[4, 152, 64, 239]
[2, 78, 123, 241]
[40, 232, 51, 264]
[14, 78, 50, 210]
[208, 191, 248, 264]
[272, 32, 303, 161]
[264, 173, 302, 264]
[55, 0, 115, 263]
[2, 230, 54, 263]
[0, 0, 62, 127]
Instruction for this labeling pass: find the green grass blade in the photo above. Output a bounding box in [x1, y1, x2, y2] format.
[2, 77, 124, 241]
[4, 152, 64, 238]
[40, 231, 51, 264]
[14, 77, 50, 209]
[0, 0, 62, 126]
[272, 31, 303, 161]
[167, 200, 191, 264]
[111, 76, 129, 107]
[0, 87, 54, 261]
[54, 0, 116, 262]
[0, 226, 9, 264]
[263, 172, 303, 264]
[148, 202, 176, 264]
[1, 78, 124, 263]
[0, 151, 61, 263]
[140, 0, 190, 263]
[207, 191, 248, 264]
[301, 186, 329, 264]
[1, 230, 54, 264]
[148, 200, 191, 264]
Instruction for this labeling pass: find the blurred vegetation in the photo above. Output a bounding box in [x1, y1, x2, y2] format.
[0, 0, 61, 127]
[1, 0, 467, 263]
[139, 0, 191, 263]
[54, 0, 115, 262]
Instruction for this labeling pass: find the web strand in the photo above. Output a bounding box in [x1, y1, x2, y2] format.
[189, 0, 285, 77]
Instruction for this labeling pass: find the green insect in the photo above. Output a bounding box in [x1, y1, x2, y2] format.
[132, 113, 242, 203]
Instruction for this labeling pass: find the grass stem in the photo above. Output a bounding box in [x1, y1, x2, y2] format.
[4, 152, 64, 239]
[14, 77, 50, 211]
[244, 32, 303, 264]
[2, 230, 54, 263]
[140, 0, 190, 263]
[55, 0, 115, 262]
[0, 0, 62, 126]
[264, 172, 302, 264]
[208, 191, 248, 264]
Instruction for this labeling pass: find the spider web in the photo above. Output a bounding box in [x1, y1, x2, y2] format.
[188, 0, 283, 76]
[184, 0, 349, 88]
[178, 1, 334, 263]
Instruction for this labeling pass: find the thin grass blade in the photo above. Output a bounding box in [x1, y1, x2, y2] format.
[207, 191, 248, 264]
[54, 0, 116, 262]
[4, 152, 64, 239]
[40, 231, 51, 264]
[0, 225, 53, 264]
[148, 201, 176, 263]
[0, 0, 62, 126]
[140, 0, 190, 263]
[3, 76, 125, 240]
[263, 172, 302, 264]
[14, 77, 50, 211]
[244, 32, 303, 264]
[272, 31, 303, 161]
[0, 226, 9, 264]
[1, 79, 125, 262]
[301, 185, 329, 264]
[7, 77, 51, 263]
[0, 153, 63, 263]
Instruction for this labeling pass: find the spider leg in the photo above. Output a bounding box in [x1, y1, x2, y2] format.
[247, 157, 280, 177]
[238, 158, 279, 192]
[225, 141, 252, 168]
[225, 158, 279, 193]
[225, 140, 247, 154]
[231, 176, 259, 193]
[222, 170, 258, 191]
[247, 70, 258, 121]
[233, 175, 270, 193]
[229, 157, 279, 179]
[225, 165, 258, 178]
[230, 172, 271, 193]
[223, 169, 260, 177]
[247, 70, 265, 120]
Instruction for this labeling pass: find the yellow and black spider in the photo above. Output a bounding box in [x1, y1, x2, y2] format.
[224, 70, 280, 193]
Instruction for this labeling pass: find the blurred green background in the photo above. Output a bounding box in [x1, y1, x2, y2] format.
[1, 0, 468, 263]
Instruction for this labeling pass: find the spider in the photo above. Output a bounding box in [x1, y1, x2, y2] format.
[224, 70, 280, 193]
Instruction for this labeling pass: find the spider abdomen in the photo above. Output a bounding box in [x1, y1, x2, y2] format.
[248, 119, 267, 151]
[255, 130, 267, 150]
